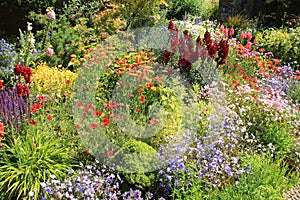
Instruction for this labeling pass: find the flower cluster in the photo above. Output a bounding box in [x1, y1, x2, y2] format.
[14, 63, 32, 84]
[31, 62, 77, 98]
[0, 86, 31, 131]
[0, 38, 17, 83]
[203, 30, 229, 65]
[157, 107, 251, 197]
[41, 162, 155, 200]
[164, 20, 230, 71]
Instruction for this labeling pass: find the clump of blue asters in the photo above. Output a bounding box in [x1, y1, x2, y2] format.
[41, 161, 155, 200]
[0, 38, 17, 84]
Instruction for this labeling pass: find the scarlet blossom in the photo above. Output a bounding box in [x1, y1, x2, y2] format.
[77, 102, 83, 107]
[137, 89, 144, 93]
[101, 119, 110, 127]
[29, 119, 37, 125]
[0, 123, 4, 137]
[90, 123, 98, 129]
[75, 125, 80, 129]
[65, 80, 70, 84]
[93, 110, 102, 116]
[83, 148, 89, 153]
[140, 95, 146, 104]
[0, 80, 3, 91]
[47, 116, 53, 121]
[16, 84, 23, 96]
[106, 150, 114, 157]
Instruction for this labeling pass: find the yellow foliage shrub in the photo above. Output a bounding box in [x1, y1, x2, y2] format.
[31, 63, 77, 98]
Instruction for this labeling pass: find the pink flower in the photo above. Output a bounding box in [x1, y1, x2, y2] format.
[229, 28, 234, 36]
[253, 38, 258, 44]
[247, 32, 252, 40]
[46, 10, 56, 19]
[240, 32, 246, 39]
[223, 28, 228, 38]
[46, 48, 54, 56]
[220, 25, 225, 32]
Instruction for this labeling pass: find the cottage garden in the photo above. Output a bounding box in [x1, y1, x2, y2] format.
[0, 0, 299, 199]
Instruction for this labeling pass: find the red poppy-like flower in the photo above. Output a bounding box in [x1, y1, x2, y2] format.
[140, 95, 146, 104]
[83, 148, 89, 153]
[29, 119, 37, 126]
[101, 119, 110, 127]
[65, 80, 70, 84]
[47, 116, 53, 121]
[77, 102, 84, 107]
[75, 124, 80, 129]
[31, 103, 41, 112]
[93, 110, 102, 116]
[106, 150, 114, 157]
[90, 123, 98, 129]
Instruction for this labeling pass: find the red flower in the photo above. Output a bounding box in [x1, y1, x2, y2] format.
[163, 50, 170, 64]
[75, 125, 80, 129]
[0, 123, 4, 137]
[77, 102, 84, 107]
[106, 150, 114, 157]
[23, 85, 29, 96]
[101, 119, 110, 127]
[14, 64, 24, 76]
[90, 123, 98, 129]
[0, 80, 3, 91]
[29, 119, 37, 126]
[93, 110, 102, 116]
[47, 116, 53, 121]
[168, 20, 175, 30]
[31, 103, 41, 112]
[140, 95, 146, 104]
[65, 80, 70, 84]
[16, 84, 23, 96]
[83, 148, 89, 153]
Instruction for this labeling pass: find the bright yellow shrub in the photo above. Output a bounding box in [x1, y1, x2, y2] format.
[32, 63, 77, 98]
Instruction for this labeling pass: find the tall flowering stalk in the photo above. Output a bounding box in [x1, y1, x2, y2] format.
[0, 86, 31, 133]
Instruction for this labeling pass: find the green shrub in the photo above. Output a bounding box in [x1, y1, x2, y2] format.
[166, 0, 219, 20]
[256, 26, 300, 66]
[120, 139, 158, 190]
[0, 130, 76, 199]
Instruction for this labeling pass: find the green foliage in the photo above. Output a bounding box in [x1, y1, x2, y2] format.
[224, 14, 258, 30]
[28, 8, 95, 70]
[109, 0, 169, 30]
[0, 130, 76, 199]
[121, 139, 158, 190]
[166, 0, 219, 20]
[181, 154, 298, 200]
[256, 26, 300, 66]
